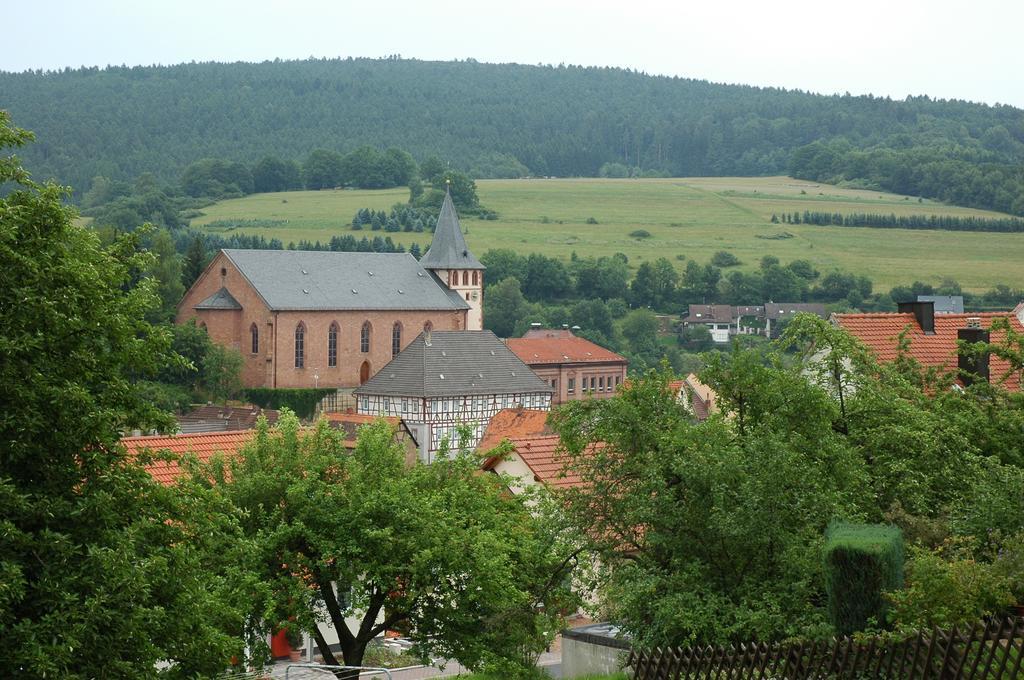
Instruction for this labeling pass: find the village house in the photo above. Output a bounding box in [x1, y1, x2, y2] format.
[353, 330, 554, 461]
[175, 189, 483, 390]
[175, 403, 279, 433]
[833, 300, 1024, 390]
[684, 303, 827, 342]
[505, 326, 628, 405]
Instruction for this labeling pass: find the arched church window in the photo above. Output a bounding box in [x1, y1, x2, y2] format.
[250, 323, 259, 354]
[360, 321, 371, 353]
[328, 322, 339, 367]
[472, 271, 478, 286]
[462, 270, 469, 286]
[392, 322, 402, 357]
[294, 323, 305, 368]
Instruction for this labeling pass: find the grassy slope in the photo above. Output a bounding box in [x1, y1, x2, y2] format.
[190, 177, 1024, 292]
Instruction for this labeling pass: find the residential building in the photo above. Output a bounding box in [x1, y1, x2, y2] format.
[764, 303, 827, 337]
[833, 301, 1024, 390]
[176, 189, 482, 390]
[322, 411, 420, 465]
[176, 403, 279, 433]
[123, 430, 254, 486]
[481, 434, 586, 495]
[477, 407, 554, 451]
[682, 305, 734, 343]
[684, 303, 827, 342]
[916, 295, 965, 314]
[673, 373, 720, 421]
[505, 327, 628, 405]
[353, 330, 553, 461]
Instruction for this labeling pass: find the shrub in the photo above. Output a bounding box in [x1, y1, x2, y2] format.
[242, 387, 335, 420]
[887, 542, 1014, 631]
[710, 250, 742, 267]
[823, 522, 904, 635]
[629, 229, 651, 239]
[585, 217, 598, 224]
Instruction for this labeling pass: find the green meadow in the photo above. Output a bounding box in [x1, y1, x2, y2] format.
[190, 176, 1024, 292]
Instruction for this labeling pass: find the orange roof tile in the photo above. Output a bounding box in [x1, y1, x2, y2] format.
[482, 434, 596, 490]
[506, 332, 626, 366]
[122, 430, 254, 486]
[477, 408, 553, 452]
[834, 312, 1023, 390]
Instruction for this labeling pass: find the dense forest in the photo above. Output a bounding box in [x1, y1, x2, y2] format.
[3, 57, 1023, 213]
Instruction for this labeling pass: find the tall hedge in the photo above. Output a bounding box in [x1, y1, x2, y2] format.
[242, 387, 335, 421]
[823, 522, 904, 635]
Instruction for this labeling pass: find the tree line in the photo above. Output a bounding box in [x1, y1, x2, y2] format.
[790, 140, 1024, 216]
[4, 57, 1023, 214]
[773, 210, 1024, 232]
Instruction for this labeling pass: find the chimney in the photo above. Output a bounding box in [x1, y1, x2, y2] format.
[957, 325, 990, 386]
[897, 301, 935, 335]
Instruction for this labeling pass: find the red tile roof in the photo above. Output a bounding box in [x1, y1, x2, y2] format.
[834, 312, 1023, 390]
[482, 434, 595, 490]
[506, 331, 626, 366]
[477, 408, 553, 452]
[122, 430, 255, 486]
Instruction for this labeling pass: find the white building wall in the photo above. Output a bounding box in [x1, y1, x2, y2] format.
[357, 391, 552, 461]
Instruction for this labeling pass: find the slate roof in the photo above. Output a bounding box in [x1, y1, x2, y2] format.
[834, 312, 1023, 391]
[220, 249, 469, 311]
[506, 329, 627, 366]
[765, 303, 827, 320]
[684, 305, 734, 324]
[123, 430, 254, 486]
[195, 287, 242, 310]
[917, 295, 965, 314]
[418, 190, 484, 271]
[354, 330, 553, 398]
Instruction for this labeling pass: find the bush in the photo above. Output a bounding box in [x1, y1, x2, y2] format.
[710, 250, 741, 267]
[629, 229, 651, 239]
[823, 522, 904, 635]
[242, 387, 335, 420]
[887, 542, 1014, 631]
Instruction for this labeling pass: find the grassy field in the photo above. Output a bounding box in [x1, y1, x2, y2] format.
[190, 176, 1024, 292]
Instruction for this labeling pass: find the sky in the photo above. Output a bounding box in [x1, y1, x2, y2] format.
[4, 0, 1023, 108]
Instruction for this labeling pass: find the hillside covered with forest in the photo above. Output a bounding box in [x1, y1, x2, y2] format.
[3, 57, 1024, 213]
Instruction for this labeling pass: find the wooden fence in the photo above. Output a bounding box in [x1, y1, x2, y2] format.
[627, 616, 1023, 679]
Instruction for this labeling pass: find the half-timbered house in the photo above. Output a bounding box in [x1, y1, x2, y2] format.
[353, 330, 553, 461]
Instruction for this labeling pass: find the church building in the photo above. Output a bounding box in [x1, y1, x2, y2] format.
[176, 190, 485, 389]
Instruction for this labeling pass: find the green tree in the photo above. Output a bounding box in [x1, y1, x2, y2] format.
[182, 234, 208, 289]
[621, 308, 661, 358]
[484, 276, 528, 338]
[303, 149, 344, 190]
[253, 155, 303, 192]
[202, 344, 244, 402]
[146, 227, 185, 322]
[210, 415, 576, 675]
[0, 112, 248, 676]
[552, 367, 862, 646]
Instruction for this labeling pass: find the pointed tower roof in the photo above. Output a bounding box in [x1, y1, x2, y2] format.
[420, 188, 484, 270]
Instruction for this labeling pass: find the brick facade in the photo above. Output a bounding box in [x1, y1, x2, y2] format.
[177, 251, 468, 389]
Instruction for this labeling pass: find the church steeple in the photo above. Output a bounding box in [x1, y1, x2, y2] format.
[420, 185, 485, 331]
[419, 186, 484, 271]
